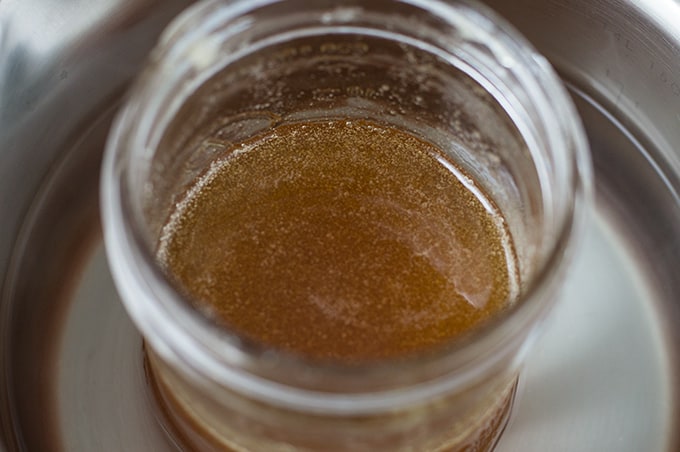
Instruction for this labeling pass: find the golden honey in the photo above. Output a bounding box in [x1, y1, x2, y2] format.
[158, 119, 516, 363]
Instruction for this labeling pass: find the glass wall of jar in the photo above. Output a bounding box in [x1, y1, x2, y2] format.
[101, 1, 591, 450]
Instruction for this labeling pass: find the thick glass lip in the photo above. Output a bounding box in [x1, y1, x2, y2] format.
[101, 0, 592, 414]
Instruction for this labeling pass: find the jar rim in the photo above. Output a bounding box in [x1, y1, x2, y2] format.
[101, 0, 591, 414]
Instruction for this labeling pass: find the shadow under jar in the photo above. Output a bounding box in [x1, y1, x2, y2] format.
[101, 0, 591, 451]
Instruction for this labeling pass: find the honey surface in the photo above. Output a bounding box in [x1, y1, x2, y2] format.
[159, 120, 514, 362]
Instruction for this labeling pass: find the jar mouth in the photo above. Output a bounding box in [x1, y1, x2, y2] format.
[101, 0, 591, 414]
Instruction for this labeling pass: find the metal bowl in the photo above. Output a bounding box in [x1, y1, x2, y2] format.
[1, 0, 679, 450]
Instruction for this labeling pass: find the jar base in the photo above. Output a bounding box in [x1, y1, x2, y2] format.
[144, 347, 518, 452]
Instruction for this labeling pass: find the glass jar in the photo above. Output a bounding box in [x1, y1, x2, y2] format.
[101, 0, 591, 450]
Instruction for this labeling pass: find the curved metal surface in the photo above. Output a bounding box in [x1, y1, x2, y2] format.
[485, 2, 680, 446]
[488, 0, 680, 177]
[0, 0, 189, 273]
[1, 0, 680, 450]
[0, 1, 191, 449]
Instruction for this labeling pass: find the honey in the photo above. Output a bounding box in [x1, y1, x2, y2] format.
[158, 119, 516, 362]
